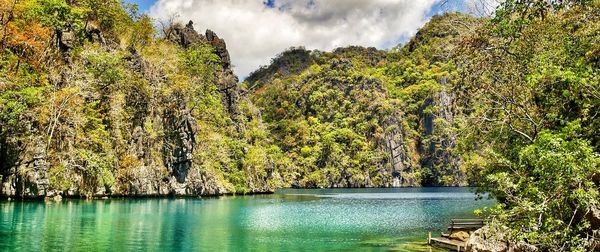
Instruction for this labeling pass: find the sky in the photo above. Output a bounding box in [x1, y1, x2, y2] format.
[127, 0, 497, 79]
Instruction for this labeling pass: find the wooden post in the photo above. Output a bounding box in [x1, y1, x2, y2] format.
[428, 232, 431, 245]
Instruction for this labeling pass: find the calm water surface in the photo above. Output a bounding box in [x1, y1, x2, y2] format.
[0, 187, 493, 251]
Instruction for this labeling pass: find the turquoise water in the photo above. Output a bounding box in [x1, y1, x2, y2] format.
[0, 187, 493, 251]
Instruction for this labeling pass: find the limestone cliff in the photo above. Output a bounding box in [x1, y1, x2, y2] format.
[0, 20, 273, 198]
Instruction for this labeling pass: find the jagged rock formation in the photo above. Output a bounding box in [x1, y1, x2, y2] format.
[418, 76, 463, 186]
[0, 20, 265, 198]
[0, 112, 50, 198]
[170, 21, 205, 48]
[170, 21, 241, 117]
[111, 21, 250, 196]
[205, 29, 231, 69]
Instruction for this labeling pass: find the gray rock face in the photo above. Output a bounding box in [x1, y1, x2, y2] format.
[85, 25, 106, 46]
[466, 226, 538, 252]
[466, 226, 509, 252]
[383, 111, 415, 187]
[58, 30, 76, 51]
[432, 76, 463, 183]
[217, 69, 241, 117]
[0, 137, 49, 198]
[168, 21, 240, 117]
[164, 109, 196, 184]
[205, 29, 231, 69]
[170, 21, 206, 48]
[418, 76, 464, 186]
[105, 22, 241, 198]
[587, 206, 600, 230]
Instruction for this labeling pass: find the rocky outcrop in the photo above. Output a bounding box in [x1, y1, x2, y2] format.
[246, 47, 316, 90]
[383, 112, 416, 187]
[85, 24, 106, 46]
[57, 24, 107, 52]
[466, 226, 538, 252]
[169, 21, 241, 117]
[57, 29, 77, 51]
[170, 21, 205, 48]
[163, 107, 196, 184]
[205, 29, 231, 69]
[587, 206, 600, 230]
[0, 136, 49, 198]
[466, 226, 509, 252]
[110, 21, 248, 197]
[205, 28, 240, 116]
[168, 21, 231, 70]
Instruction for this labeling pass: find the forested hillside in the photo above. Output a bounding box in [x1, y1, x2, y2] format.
[247, 1, 600, 250]
[247, 13, 481, 188]
[0, 0, 292, 197]
[1, 0, 599, 249]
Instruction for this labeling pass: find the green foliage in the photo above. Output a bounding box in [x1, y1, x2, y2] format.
[484, 132, 598, 250]
[28, 0, 84, 32]
[0, 85, 45, 133]
[251, 49, 395, 187]
[0, 0, 285, 197]
[456, 2, 600, 250]
[85, 50, 124, 88]
[77, 149, 115, 195]
[180, 44, 221, 76]
[0, 4, 598, 251]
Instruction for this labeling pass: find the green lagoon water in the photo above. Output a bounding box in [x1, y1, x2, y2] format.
[0, 187, 493, 251]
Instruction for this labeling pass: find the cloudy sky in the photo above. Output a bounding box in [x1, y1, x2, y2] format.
[129, 0, 493, 78]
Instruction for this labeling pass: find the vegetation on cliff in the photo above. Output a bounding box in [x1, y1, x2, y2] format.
[246, 0, 600, 250]
[0, 0, 599, 250]
[457, 1, 600, 250]
[247, 14, 480, 187]
[0, 0, 289, 197]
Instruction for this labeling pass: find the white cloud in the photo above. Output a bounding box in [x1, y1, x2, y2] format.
[149, 0, 440, 78]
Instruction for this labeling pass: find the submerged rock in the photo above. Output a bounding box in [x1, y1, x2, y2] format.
[45, 194, 62, 202]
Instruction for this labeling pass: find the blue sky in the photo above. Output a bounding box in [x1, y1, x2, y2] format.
[127, 0, 154, 12]
[130, 0, 494, 78]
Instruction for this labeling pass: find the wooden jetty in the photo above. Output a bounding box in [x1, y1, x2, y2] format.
[427, 219, 484, 252]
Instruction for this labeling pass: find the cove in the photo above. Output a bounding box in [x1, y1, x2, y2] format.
[0, 187, 493, 251]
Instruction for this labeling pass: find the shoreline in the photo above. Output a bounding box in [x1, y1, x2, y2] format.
[0, 186, 479, 202]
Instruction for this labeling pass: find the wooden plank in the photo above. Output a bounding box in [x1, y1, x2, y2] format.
[430, 237, 466, 251]
[430, 237, 465, 246]
[450, 225, 483, 228]
[448, 218, 484, 232]
[428, 232, 432, 245]
[449, 224, 484, 227]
